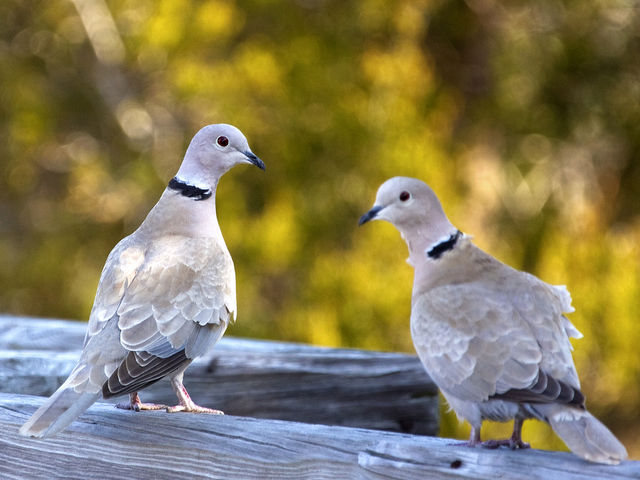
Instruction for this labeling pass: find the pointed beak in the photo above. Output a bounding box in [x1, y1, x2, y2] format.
[359, 205, 383, 226]
[244, 151, 265, 171]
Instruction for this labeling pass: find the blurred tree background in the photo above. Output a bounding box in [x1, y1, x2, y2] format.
[1, 0, 638, 457]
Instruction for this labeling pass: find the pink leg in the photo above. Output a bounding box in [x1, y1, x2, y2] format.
[481, 418, 531, 450]
[509, 417, 531, 449]
[451, 426, 482, 447]
[115, 392, 168, 411]
[165, 377, 223, 414]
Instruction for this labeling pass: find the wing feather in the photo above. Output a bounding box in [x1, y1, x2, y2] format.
[72, 233, 235, 396]
[115, 236, 235, 352]
[412, 273, 581, 404]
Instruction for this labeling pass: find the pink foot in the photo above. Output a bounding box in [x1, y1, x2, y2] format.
[167, 382, 223, 414]
[450, 440, 480, 447]
[482, 438, 530, 450]
[453, 427, 482, 447]
[166, 404, 224, 414]
[115, 392, 168, 412]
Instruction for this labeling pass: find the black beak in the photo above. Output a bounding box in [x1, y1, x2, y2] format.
[359, 205, 383, 226]
[244, 151, 265, 171]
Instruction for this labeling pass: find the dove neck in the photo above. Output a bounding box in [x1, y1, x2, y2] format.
[402, 221, 458, 267]
[138, 180, 223, 239]
[404, 223, 462, 295]
[426, 230, 462, 259]
[167, 177, 212, 201]
[411, 235, 494, 295]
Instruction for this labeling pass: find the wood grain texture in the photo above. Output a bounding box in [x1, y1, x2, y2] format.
[1, 393, 638, 480]
[0, 315, 438, 434]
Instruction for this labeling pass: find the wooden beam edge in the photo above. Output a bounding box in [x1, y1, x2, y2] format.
[0, 393, 637, 480]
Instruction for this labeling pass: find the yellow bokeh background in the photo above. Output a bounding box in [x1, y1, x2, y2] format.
[1, 0, 638, 458]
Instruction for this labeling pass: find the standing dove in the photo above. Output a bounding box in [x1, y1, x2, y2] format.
[20, 124, 265, 438]
[359, 176, 627, 465]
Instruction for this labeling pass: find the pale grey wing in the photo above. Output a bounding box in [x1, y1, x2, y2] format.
[103, 236, 235, 397]
[412, 281, 581, 405]
[85, 236, 146, 342]
[116, 236, 235, 355]
[510, 275, 582, 388]
[65, 236, 147, 394]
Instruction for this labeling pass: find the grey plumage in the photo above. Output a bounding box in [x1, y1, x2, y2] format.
[360, 176, 627, 465]
[20, 124, 264, 438]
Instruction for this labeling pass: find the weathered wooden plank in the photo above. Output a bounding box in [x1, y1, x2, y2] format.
[1, 393, 638, 480]
[0, 315, 438, 434]
[358, 440, 640, 480]
[0, 315, 87, 350]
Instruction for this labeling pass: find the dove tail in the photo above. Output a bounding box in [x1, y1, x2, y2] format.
[19, 385, 100, 438]
[546, 406, 628, 465]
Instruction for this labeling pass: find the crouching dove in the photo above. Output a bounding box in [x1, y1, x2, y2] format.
[359, 176, 627, 465]
[20, 124, 265, 438]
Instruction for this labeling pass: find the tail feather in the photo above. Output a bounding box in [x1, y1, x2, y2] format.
[19, 386, 100, 438]
[546, 407, 628, 465]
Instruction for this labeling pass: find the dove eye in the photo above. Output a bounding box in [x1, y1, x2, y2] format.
[399, 191, 410, 202]
[216, 136, 229, 147]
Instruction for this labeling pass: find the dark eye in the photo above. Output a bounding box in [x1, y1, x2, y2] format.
[399, 191, 410, 202]
[216, 136, 229, 147]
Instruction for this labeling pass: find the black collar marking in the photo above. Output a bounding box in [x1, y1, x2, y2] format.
[168, 177, 212, 201]
[427, 230, 462, 259]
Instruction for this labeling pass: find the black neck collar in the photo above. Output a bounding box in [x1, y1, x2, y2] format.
[427, 230, 462, 259]
[168, 177, 212, 201]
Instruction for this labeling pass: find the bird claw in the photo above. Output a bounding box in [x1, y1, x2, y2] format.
[116, 401, 168, 412]
[481, 439, 504, 449]
[168, 380, 223, 414]
[115, 392, 167, 411]
[510, 439, 530, 450]
[166, 404, 224, 414]
[451, 440, 480, 447]
[481, 439, 530, 450]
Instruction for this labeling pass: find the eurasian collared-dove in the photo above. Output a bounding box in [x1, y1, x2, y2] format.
[20, 124, 265, 438]
[359, 176, 627, 465]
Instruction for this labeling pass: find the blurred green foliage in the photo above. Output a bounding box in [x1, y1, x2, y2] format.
[1, 0, 638, 457]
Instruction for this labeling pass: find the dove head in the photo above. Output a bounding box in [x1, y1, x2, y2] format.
[359, 177, 457, 253]
[175, 124, 264, 187]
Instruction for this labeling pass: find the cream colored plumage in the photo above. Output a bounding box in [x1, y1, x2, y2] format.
[359, 176, 627, 465]
[20, 124, 264, 438]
